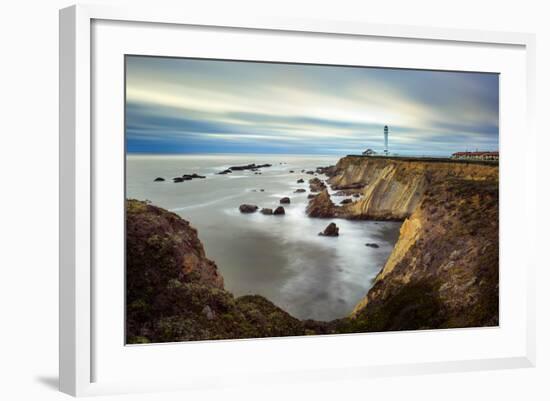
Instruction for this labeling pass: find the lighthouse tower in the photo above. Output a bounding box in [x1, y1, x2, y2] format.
[384, 125, 389, 156]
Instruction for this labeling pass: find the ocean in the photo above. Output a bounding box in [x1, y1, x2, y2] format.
[126, 154, 401, 321]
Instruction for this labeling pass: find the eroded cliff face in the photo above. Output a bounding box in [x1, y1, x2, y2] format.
[320, 157, 500, 331]
[327, 156, 498, 220]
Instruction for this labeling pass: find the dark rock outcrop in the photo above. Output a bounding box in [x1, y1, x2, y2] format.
[319, 222, 339, 237]
[340, 198, 353, 205]
[297, 179, 304, 183]
[306, 189, 336, 218]
[280, 197, 290, 204]
[365, 243, 380, 248]
[309, 177, 326, 192]
[273, 206, 285, 215]
[229, 163, 272, 171]
[154, 177, 165, 182]
[316, 165, 338, 177]
[218, 169, 232, 175]
[173, 173, 206, 182]
[239, 204, 258, 213]
[260, 208, 273, 215]
[294, 189, 306, 193]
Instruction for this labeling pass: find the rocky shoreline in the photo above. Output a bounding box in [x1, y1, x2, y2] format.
[127, 155, 499, 343]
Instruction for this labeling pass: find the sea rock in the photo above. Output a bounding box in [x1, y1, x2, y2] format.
[365, 243, 380, 248]
[280, 197, 291, 204]
[306, 189, 336, 218]
[316, 165, 337, 177]
[260, 189, 265, 192]
[289, 170, 295, 173]
[260, 208, 273, 215]
[294, 189, 306, 193]
[218, 169, 232, 175]
[306, 170, 315, 175]
[154, 177, 165, 182]
[174, 173, 206, 182]
[309, 177, 326, 192]
[307, 194, 317, 199]
[239, 204, 258, 213]
[297, 179, 305, 183]
[229, 163, 272, 171]
[319, 222, 339, 237]
[183, 173, 206, 179]
[340, 198, 353, 205]
[273, 206, 285, 215]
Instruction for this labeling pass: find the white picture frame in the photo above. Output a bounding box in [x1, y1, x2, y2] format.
[59, 4, 536, 397]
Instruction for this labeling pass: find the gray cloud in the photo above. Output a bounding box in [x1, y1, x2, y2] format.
[125, 56, 499, 156]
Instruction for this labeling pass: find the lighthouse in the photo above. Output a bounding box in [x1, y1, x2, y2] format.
[384, 125, 389, 156]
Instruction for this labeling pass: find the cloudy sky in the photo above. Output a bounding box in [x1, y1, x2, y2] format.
[125, 56, 499, 156]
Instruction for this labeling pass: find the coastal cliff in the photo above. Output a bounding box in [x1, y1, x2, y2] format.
[317, 156, 499, 330]
[127, 155, 499, 342]
[325, 156, 498, 220]
[126, 200, 307, 343]
[347, 178, 499, 331]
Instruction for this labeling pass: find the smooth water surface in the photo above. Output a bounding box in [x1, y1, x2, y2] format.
[127, 154, 401, 321]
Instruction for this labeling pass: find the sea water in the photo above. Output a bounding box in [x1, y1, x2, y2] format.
[126, 154, 401, 321]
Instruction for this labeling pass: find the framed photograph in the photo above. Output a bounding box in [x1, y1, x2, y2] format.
[59, 4, 536, 396]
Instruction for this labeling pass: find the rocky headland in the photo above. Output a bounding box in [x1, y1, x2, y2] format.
[127, 155, 499, 343]
[126, 199, 308, 343]
[308, 156, 499, 331]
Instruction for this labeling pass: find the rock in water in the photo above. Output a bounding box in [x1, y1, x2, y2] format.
[297, 178, 304, 183]
[365, 243, 380, 248]
[280, 197, 290, 204]
[273, 206, 285, 215]
[340, 198, 353, 205]
[306, 189, 336, 217]
[309, 177, 326, 192]
[294, 189, 306, 193]
[260, 208, 273, 215]
[154, 177, 165, 182]
[319, 222, 339, 237]
[239, 204, 258, 213]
